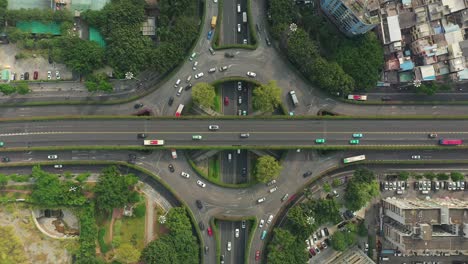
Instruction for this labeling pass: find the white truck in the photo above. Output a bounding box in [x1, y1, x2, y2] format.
[289, 90, 299, 106]
[242, 12, 247, 23]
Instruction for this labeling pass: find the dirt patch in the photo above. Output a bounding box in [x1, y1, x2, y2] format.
[0, 204, 76, 264]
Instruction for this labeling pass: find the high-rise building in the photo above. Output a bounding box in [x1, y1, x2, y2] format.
[320, 0, 381, 37]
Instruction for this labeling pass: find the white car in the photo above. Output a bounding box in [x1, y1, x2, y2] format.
[269, 186, 278, 193]
[197, 180, 206, 188]
[267, 214, 274, 224]
[54, 164, 63, 169]
[192, 61, 198, 71]
[237, 24, 241, 32]
[411, 155, 421, 159]
[55, 70, 60, 80]
[227, 241, 231, 251]
[237, 82, 242, 91]
[47, 155, 58, 160]
[243, 39, 247, 44]
[195, 72, 204, 79]
[266, 180, 276, 186]
[246, 71, 256, 77]
[259, 219, 264, 228]
[47, 71, 52, 80]
[219, 66, 228, 72]
[257, 197, 266, 203]
[208, 67, 216, 73]
[208, 125, 219, 131]
[235, 228, 239, 238]
[181, 172, 190, 178]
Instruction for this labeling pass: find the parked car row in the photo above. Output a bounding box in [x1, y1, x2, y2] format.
[11, 70, 59, 81]
[306, 229, 330, 259]
[381, 181, 407, 192]
[415, 180, 465, 192]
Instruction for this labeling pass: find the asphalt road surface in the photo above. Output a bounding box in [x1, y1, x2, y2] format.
[3, 119, 468, 148]
[218, 220, 247, 264]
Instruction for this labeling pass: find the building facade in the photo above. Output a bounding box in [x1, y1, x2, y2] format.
[320, 0, 381, 37]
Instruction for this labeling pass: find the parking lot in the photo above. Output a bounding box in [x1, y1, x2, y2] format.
[222, 81, 250, 116]
[379, 177, 466, 200]
[221, 0, 250, 45]
[218, 220, 249, 264]
[0, 43, 72, 82]
[220, 149, 249, 184]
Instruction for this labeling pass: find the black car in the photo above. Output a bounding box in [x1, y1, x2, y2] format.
[168, 164, 175, 173]
[184, 84, 192, 91]
[137, 133, 146, 139]
[242, 167, 247, 176]
[196, 199, 203, 209]
[128, 154, 137, 164]
[134, 103, 144, 109]
[24, 72, 29, 80]
[2, 157, 10, 162]
[323, 227, 330, 236]
[224, 52, 235, 58]
[303, 171, 312, 178]
[198, 221, 205, 230]
[168, 96, 174, 106]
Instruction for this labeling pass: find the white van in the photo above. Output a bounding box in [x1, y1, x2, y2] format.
[237, 149, 241, 154]
[237, 4, 241, 13]
[186, 75, 192, 83]
[177, 86, 183, 96]
[174, 79, 181, 87]
[237, 24, 241, 33]
[228, 153, 232, 161]
[320, 229, 326, 237]
[289, 90, 299, 106]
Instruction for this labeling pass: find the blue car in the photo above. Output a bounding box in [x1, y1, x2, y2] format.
[261, 230, 267, 240]
[207, 30, 213, 40]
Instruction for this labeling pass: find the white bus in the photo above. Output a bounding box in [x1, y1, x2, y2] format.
[343, 155, 366, 164]
[143, 140, 165, 146]
[175, 104, 184, 117]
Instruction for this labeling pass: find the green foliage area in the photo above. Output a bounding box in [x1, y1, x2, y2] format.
[450, 172, 464, 182]
[81, 0, 199, 77]
[0, 83, 30, 95]
[344, 168, 380, 211]
[252, 80, 282, 113]
[85, 74, 113, 92]
[0, 0, 7, 30]
[254, 155, 282, 183]
[140, 207, 199, 264]
[94, 166, 138, 214]
[76, 172, 91, 183]
[424, 172, 436, 180]
[192, 82, 216, 109]
[323, 183, 331, 193]
[286, 198, 341, 239]
[334, 33, 384, 91]
[331, 223, 358, 251]
[133, 203, 146, 218]
[115, 243, 141, 264]
[52, 37, 105, 75]
[268, 0, 384, 93]
[436, 172, 449, 181]
[415, 81, 452, 95]
[6, 8, 73, 24]
[75, 204, 101, 264]
[98, 228, 110, 253]
[331, 178, 342, 187]
[30, 165, 86, 206]
[267, 228, 308, 264]
[397, 171, 410, 180]
[357, 221, 368, 237]
[0, 226, 29, 263]
[0, 174, 8, 188]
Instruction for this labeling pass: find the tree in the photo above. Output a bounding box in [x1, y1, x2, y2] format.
[54, 37, 105, 75]
[397, 171, 409, 181]
[0, 84, 16, 95]
[0, 174, 8, 189]
[0, 226, 29, 263]
[252, 80, 282, 113]
[331, 178, 341, 187]
[344, 168, 379, 211]
[191, 82, 216, 109]
[331, 231, 347, 251]
[450, 172, 464, 182]
[115, 243, 140, 264]
[416, 82, 438, 95]
[357, 222, 368, 237]
[424, 172, 436, 180]
[436, 172, 449, 181]
[30, 165, 66, 206]
[94, 166, 138, 214]
[254, 155, 282, 183]
[287, 206, 315, 236]
[267, 228, 308, 264]
[85, 74, 113, 92]
[16, 83, 30, 94]
[323, 183, 331, 193]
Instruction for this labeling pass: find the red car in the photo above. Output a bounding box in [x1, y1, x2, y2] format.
[309, 248, 316, 256]
[224, 96, 229, 106]
[255, 250, 260, 261]
[33, 71, 38, 80]
[207, 227, 213, 236]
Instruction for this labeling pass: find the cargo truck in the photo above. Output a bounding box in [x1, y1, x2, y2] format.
[211, 16, 217, 28]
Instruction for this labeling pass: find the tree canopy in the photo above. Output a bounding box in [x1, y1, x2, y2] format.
[140, 207, 199, 264]
[94, 166, 138, 214]
[344, 168, 380, 211]
[115, 243, 141, 264]
[53, 37, 105, 75]
[192, 82, 216, 109]
[254, 155, 282, 183]
[252, 80, 282, 113]
[267, 228, 308, 264]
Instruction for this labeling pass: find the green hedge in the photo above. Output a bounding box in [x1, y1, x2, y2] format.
[212, 0, 224, 49]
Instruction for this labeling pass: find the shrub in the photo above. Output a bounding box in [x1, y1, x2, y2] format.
[133, 203, 146, 218]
